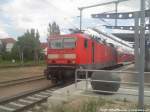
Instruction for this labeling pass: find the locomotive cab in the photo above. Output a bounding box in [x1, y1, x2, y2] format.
[47, 37, 77, 65]
[45, 35, 78, 82]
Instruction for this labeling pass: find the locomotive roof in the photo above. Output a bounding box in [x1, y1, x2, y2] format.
[48, 33, 91, 40]
[47, 30, 134, 54]
[83, 28, 134, 54]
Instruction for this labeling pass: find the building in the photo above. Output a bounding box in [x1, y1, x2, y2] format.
[40, 42, 47, 55]
[0, 40, 3, 53]
[0, 38, 16, 52]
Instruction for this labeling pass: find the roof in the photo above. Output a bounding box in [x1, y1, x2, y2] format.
[40, 42, 47, 49]
[0, 38, 16, 44]
[113, 33, 149, 42]
[48, 33, 90, 40]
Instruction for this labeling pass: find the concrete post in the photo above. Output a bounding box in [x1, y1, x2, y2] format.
[115, 2, 118, 26]
[134, 13, 140, 71]
[138, 0, 145, 109]
[85, 71, 88, 90]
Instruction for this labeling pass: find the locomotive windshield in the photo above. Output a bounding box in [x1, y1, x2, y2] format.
[50, 39, 63, 49]
[49, 38, 76, 49]
[63, 38, 76, 48]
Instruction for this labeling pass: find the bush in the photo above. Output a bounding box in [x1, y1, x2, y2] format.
[49, 98, 110, 112]
[1, 52, 12, 61]
[49, 97, 141, 112]
[0, 55, 3, 62]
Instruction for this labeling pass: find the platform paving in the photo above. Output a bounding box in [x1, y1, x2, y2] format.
[48, 64, 150, 109]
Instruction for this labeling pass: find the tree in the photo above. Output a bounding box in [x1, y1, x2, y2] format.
[12, 29, 41, 63]
[56, 25, 60, 34]
[48, 23, 52, 36]
[47, 21, 60, 36]
[0, 40, 13, 61]
[0, 42, 6, 54]
[34, 30, 41, 63]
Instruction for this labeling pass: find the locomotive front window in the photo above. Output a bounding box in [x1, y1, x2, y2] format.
[50, 38, 76, 49]
[50, 39, 63, 49]
[63, 38, 76, 48]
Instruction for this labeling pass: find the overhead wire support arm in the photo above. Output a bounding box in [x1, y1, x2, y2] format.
[78, 0, 128, 10]
[92, 9, 150, 19]
[104, 24, 150, 30]
[78, 0, 129, 30]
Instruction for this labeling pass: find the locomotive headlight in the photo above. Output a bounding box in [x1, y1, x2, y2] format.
[64, 54, 76, 59]
[48, 54, 59, 59]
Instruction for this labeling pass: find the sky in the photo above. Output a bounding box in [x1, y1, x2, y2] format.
[0, 0, 141, 42]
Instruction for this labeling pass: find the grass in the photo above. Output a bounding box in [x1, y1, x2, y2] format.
[0, 60, 46, 68]
[48, 97, 142, 112]
[0, 60, 46, 82]
[0, 65, 46, 82]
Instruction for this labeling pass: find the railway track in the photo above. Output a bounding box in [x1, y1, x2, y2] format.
[0, 63, 133, 112]
[0, 82, 69, 112]
[0, 75, 46, 87]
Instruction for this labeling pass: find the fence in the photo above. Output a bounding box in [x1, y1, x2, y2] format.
[75, 69, 150, 97]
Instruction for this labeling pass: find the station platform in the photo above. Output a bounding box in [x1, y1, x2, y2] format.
[47, 64, 150, 109]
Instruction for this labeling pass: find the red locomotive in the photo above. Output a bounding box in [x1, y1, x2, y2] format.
[44, 28, 134, 82]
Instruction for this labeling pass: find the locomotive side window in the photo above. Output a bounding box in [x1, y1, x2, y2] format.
[84, 39, 88, 48]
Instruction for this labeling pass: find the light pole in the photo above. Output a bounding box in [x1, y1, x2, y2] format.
[79, 8, 83, 31]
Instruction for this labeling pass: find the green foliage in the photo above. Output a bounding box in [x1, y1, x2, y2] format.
[47, 21, 60, 36]
[0, 41, 13, 61]
[11, 43, 20, 60]
[0, 60, 45, 68]
[12, 29, 41, 63]
[0, 42, 6, 55]
[49, 98, 109, 112]
[0, 55, 2, 62]
[1, 52, 12, 61]
[49, 96, 140, 112]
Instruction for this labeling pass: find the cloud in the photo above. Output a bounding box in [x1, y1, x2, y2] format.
[1, 0, 79, 41]
[0, 28, 8, 38]
[0, 22, 9, 38]
[0, 0, 140, 41]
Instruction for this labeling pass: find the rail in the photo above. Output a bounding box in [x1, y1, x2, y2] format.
[0, 85, 55, 112]
[0, 81, 72, 112]
[0, 75, 46, 87]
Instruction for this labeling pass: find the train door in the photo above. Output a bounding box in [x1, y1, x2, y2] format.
[113, 48, 118, 64]
[92, 42, 95, 64]
[84, 39, 88, 64]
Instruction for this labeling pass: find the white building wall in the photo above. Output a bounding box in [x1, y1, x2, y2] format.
[0, 40, 3, 52]
[6, 43, 14, 52]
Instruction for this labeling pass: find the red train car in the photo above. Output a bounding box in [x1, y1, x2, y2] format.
[44, 29, 134, 82]
[45, 34, 114, 81]
[117, 48, 134, 64]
